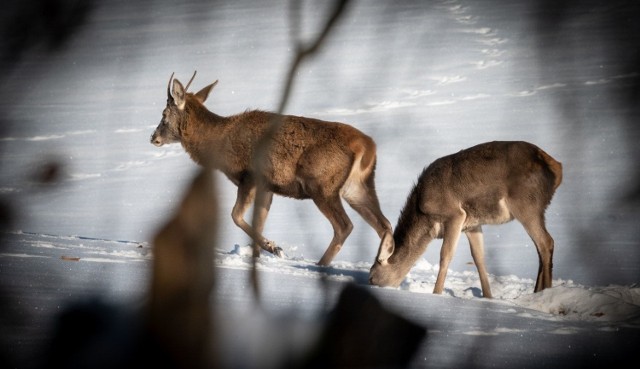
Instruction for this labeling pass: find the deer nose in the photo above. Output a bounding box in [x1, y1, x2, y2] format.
[368, 270, 377, 285]
[150, 134, 162, 146]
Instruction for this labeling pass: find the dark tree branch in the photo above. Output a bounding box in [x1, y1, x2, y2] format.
[249, 0, 351, 303]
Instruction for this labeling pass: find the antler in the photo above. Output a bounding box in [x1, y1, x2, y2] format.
[167, 72, 175, 100]
[184, 71, 197, 92]
[167, 71, 196, 100]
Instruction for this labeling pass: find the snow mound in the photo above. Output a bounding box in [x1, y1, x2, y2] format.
[514, 285, 640, 322]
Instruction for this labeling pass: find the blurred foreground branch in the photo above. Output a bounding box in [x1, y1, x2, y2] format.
[46, 170, 218, 369]
[149, 169, 218, 368]
[249, 0, 351, 303]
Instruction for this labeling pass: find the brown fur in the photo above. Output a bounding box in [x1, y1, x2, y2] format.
[151, 73, 392, 265]
[369, 141, 562, 297]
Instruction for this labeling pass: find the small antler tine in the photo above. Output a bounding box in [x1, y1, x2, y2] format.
[185, 70, 197, 92]
[167, 72, 175, 100]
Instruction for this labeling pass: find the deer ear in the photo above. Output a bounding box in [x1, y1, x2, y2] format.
[376, 232, 395, 263]
[194, 80, 218, 103]
[172, 79, 186, 110]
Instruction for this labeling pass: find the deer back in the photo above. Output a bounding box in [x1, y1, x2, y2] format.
[151, 73, 376, 200]
[417, 141, 561, 224]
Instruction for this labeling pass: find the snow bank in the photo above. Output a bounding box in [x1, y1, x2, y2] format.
[215, 245, 640, 325]
[514, 285, 640, 322]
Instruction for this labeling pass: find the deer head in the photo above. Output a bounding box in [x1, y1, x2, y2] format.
[150, 71, 218, 147]
[369, 232, 415, 288]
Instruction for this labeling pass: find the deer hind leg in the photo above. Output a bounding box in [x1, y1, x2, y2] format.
[465, 226, 492, 298]
[518, 214, 554, 292]
[231, 179, 278, 256]
[341, 140, 393, 239]
[342, 177, 392, 239]
[433, 210, 466, 295]
[314, 194, 354, 266]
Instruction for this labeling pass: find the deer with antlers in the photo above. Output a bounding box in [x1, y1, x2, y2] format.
[150, 72, 393, 265]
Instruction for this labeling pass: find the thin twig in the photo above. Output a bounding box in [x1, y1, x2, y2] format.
[249, 0, 351, 304]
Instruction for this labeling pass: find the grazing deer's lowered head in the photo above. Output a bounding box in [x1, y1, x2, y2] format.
[151, 72, 393, 265]
[369, 141, 562, 298]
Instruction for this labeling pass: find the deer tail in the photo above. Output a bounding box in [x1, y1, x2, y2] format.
[349, 136, 377, 180]
[538, 147, 563, 190]
[340, 136, 377, 200]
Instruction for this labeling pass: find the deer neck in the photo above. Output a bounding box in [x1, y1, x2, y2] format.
[390, 193, 437, 269]
[180, 103, 229, 168]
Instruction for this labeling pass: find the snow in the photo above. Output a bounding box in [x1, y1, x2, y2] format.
[1, 0, 639, 367]
[2, 228, 640, 368]
[7, 230, 640, 328]
[213, 243, 640, 325]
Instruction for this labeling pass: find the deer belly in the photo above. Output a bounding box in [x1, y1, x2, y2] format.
[268, 180, 310, 200]
[464, 197, 514, 226]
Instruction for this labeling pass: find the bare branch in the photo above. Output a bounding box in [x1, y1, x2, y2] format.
[279, 0, 350, 114]
[249, 0, 351, 304]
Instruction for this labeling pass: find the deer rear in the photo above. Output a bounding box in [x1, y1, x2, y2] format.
[150, 72, 393, 265]
[369, 141, 562, 297]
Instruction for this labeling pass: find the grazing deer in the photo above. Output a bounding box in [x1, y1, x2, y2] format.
[369, 141, 562, 297]
[150, 72, 392, 265]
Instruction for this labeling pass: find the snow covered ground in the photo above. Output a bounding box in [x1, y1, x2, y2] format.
[1, 230, 639, 368]
[218, 243, 640, 324]
[1, 0, 640, 367]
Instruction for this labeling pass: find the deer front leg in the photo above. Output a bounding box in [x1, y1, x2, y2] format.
[231, 180, 280, 257]
[433, 211, 466, 295]
[465, 226, 492, 298]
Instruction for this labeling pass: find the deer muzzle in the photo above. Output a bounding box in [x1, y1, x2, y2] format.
[150, 132, 164, 147]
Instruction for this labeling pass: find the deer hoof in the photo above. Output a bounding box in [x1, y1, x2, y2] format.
[273, 246, 285, 258]
[264, 240, 284, 258]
